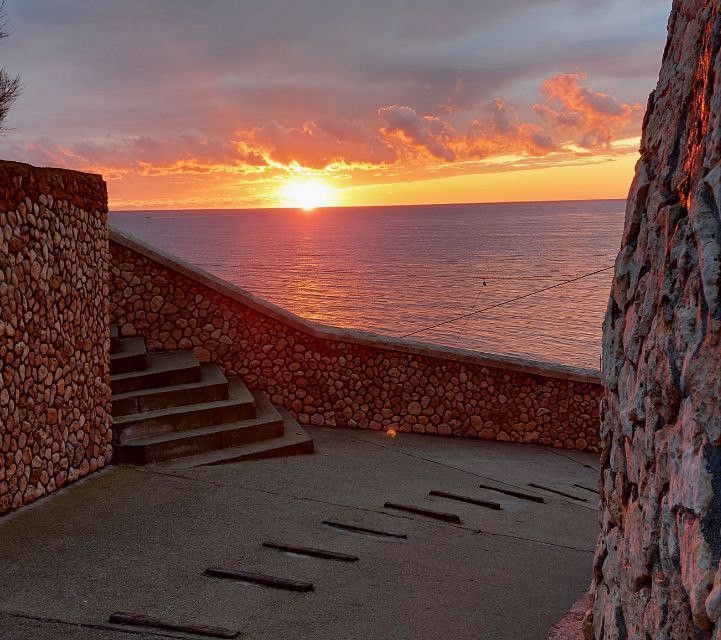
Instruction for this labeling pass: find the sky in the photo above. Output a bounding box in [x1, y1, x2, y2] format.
[0, 0, 671, 210]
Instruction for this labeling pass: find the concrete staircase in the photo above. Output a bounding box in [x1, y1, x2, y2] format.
[110, 326, 313, 465]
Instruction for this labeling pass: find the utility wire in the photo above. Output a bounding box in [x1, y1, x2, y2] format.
[452, 274, 487, 346]
[401, 265, 615, 339]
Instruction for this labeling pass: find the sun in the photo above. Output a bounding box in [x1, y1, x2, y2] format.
[280, 178, 336, 211]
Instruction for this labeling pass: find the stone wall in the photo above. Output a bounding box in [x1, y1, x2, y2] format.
[588, 3, 721, 638]
[0, 161, 112, 517]
[110, 227, 602, 452]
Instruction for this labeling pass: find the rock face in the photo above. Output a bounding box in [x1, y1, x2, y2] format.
[0, 161, 112, 516]
[588, 2, 721, 638]
[110, 228, 602, 452]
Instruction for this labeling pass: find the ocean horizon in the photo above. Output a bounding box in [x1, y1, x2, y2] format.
[111, 199, 626, 370]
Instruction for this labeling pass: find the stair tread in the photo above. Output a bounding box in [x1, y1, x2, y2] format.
[111, 336, 147, 359]
[114, 378, 253, 427]
[111, 350, 199, 382]
[201, 425, 313, 465]
[155, 405, 313, 469]
[118, 391, 281, 447]
[113, 363, 227, 402]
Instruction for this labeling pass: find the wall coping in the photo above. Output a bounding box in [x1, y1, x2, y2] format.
[0, 160, 107, 213]
[109, 224, 603, 386]
[0, 159, 104, 181]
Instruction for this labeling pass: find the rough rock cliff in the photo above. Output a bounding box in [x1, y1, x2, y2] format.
[588, 2, 721, 638]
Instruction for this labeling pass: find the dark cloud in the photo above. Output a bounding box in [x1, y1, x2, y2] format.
[0, 0, 669, 176]
[11, 131, 266, 177]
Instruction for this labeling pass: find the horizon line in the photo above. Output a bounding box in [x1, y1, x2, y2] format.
[111, 195, 628, 213]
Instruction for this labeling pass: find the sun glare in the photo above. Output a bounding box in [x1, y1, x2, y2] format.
[280, 178, 336, 211]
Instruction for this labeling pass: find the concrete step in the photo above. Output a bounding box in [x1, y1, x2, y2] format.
[114, 377, 256, 441]
[112, 363, 229, 417]
[114, 392, 285, 465]
[189, 408, 313, 467]
[110, 337, 148, 375]
[111, 351, 201, 395]
[110, 324, 120, 354]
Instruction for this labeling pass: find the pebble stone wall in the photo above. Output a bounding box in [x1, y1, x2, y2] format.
[0, 161, 112, 517]
[110, 227, 602, 452]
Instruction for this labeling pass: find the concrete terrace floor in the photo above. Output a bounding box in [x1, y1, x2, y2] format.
[0, 428, 599, 640]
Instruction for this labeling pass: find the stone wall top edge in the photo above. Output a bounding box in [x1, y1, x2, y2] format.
[110, 224, 603, 387]
[0, 159, 104, 182]
[0, 160, 107, 212]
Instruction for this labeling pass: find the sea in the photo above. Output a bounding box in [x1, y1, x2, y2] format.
[111, 200, 626, 371]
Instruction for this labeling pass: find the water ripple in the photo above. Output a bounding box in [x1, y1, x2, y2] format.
[112, 201, 625, 370]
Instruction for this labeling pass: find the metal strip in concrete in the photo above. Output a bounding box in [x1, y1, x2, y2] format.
[477, 483, 546, 503]
[572, 484, 598, 495]
[528, 483, 588, 502]
[204, 567, 314, 592]
[262, 541, 358, 562]
[428, 490, 502, 510]
[383, 502, 462, 523]
[322, 520, 408, 539]
[108, 612, 240, 638]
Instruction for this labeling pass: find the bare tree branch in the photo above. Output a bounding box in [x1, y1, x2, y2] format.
[0, 0, 9, 39]
[0, 0, 20, 131]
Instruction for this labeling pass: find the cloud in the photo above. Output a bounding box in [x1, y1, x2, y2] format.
[533, 72, 642, 148]
[378, 106, 458, 161]
[235, 119, 396, 169]
[465, 98, 559, 158]
[371, 75, 638, 165]
[0, 0, 667, 208]
[0, 0, 667, 142]
[13, 132, 266, 178]
[8, 72, 643, 179]
[375, 98, 558, 166]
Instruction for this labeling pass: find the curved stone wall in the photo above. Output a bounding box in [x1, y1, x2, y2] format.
[0, 161, 112, 516]
[110, 227, 602, 452]
[589, 3, 721, 638]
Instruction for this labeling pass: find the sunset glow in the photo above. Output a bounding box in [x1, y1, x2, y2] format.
[0, 2, 669, 209]
[280, 178, 337, 211]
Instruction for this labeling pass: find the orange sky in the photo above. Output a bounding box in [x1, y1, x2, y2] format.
[28, 71, 647, 210]
[105, 142, 640, 210]
[102, 120, 642, 211]
[0, 2, 668, 210]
